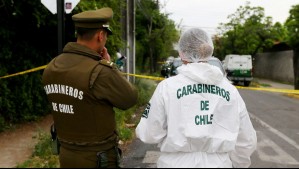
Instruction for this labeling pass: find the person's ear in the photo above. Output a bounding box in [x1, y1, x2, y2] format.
[96, 30, 104, 41]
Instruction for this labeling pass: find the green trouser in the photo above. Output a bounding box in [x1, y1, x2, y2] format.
[59, 145, 121, 168]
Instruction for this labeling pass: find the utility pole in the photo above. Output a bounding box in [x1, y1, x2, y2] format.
[121, 0, 135, 83]
[57, 0, 65, 55]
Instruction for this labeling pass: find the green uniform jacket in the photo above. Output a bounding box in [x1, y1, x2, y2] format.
[42, 42, 138, 149]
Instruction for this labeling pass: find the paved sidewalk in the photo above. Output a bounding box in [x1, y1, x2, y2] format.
[254, 78, 294, 90]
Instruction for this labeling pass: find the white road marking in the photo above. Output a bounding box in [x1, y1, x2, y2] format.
[257, 131, 299, 165]
[250, 113, 299, 151]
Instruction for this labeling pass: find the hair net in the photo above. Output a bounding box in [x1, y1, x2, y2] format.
[178, 28, 214, 63]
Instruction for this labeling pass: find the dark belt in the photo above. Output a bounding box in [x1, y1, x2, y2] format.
[59, 134, 118, 151]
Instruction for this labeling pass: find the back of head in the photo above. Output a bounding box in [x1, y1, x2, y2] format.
[178, 28, 214, 63]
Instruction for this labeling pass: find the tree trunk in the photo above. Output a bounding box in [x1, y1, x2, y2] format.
[149, 47, 153, 73]
[153, 54, 158, 72]
[148, 17, 153, 73]
[141, 53, 147, 73]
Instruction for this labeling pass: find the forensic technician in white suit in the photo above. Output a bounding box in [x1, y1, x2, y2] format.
[135, 28, 257, 168]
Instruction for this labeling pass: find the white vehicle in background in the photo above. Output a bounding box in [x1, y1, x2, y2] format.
[223, 54, 253, 86]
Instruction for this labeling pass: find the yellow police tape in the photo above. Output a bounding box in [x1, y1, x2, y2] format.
[0, 65, 298, 95]
[0, 65, 47, 79]
[123, 73, 165, 81]
[236, 86, 299, 94]
[0, 65, 165, 81]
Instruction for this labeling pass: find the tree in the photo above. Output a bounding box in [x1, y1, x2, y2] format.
[285, 4, 299, 89]
[135, 0, 179, 73]
[0, 0, 125, 126]
[215, 1, 284, 60]
[0, 0, 58, 123]
[0, 0, 177, 126]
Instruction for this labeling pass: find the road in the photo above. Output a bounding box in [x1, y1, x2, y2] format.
[121, 85, 299, 168]
[241, 89, 299, 168]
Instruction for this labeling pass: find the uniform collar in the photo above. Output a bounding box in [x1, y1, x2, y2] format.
[63, 42, 101, 61]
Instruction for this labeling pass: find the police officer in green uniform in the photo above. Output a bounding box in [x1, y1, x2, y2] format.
[42, 7, 138, 168]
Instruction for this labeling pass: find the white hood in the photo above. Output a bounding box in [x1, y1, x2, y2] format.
[177, 63, 224, 84]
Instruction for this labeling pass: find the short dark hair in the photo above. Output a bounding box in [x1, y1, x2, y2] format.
[76, 27, 106, 41]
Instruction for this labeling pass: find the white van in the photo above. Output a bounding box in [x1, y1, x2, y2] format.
[223, 54, 253, 86]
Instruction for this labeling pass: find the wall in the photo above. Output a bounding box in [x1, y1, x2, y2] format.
[253, 50, 294, 83]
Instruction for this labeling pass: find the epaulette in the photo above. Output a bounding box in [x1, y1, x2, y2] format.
[99, 59, 118, 69]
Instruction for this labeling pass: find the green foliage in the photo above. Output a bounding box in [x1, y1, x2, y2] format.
[32, 132, 53, 158]
[72, 0, 125, 58]
[0, 72, 50, 125]
[135, 78, 156, 106]
[16, 131, 59, 168]
[285, 4, 299, 47]
[115, 106, 136, 141]
[0, 0, 125, 128]
[0, 116, 6, 132]
[135, 0, 179, 73]
[115, 78, 156, 141]
[285, 4, 299, 89]
[214, 1, 297, 88]
[0, 0, 56, 126]
[214, 1, 287, 59]
[0, 0, 175, 130]
[119, 127, 134, 141]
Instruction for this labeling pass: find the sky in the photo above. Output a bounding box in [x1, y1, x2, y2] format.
[159, 0, 299, 35]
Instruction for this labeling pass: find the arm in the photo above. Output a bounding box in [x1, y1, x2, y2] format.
[229, 97, 257, 168]
[92, 66, 138, 110]
[135, 83, 167, 144]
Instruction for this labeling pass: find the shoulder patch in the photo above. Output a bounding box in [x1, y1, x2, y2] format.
[99, 59, 117, 69]
[89, 65, 103, 88]
[142, 103, 151, 119]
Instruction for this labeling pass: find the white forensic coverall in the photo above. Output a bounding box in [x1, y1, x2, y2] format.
[136, 62, 257, 168]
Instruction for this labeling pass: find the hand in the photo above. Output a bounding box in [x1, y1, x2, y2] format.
[100, 47, 111, 61]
